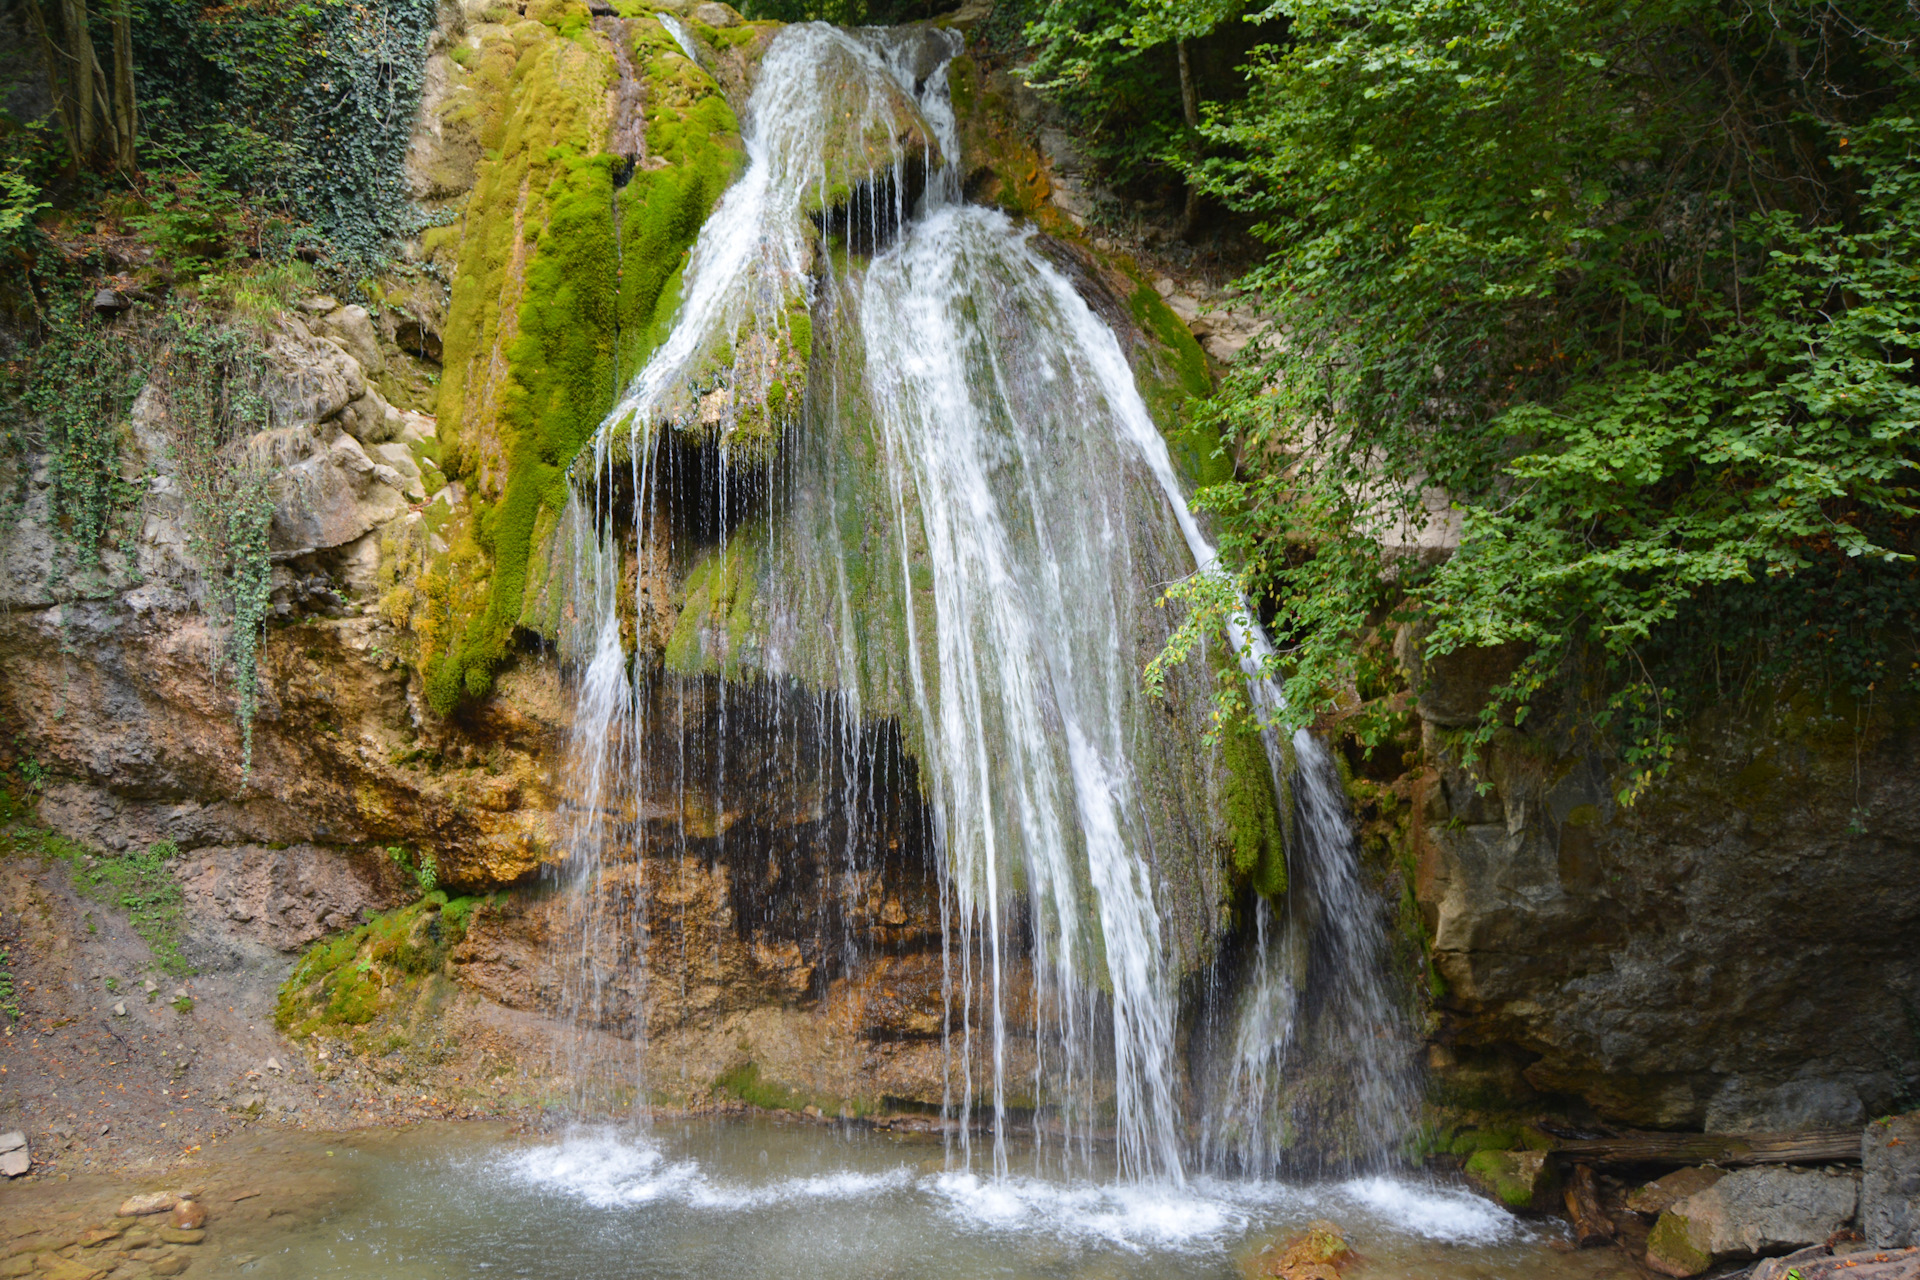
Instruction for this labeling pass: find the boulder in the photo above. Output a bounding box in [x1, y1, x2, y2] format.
[1464, 1148, 1559, 1211]
[316, 304, 386, 376]
[267, 329, 367, 428]
[1648, 1167, 1860, 1276]
[337, 385, 403, 445]
[268, 434, 410, 555]
[1866, 1113, 1920, 1247]
[1629, 1166, 1727, 1216]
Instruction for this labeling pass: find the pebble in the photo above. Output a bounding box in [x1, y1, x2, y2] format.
[154, 1229, 203, 1246]
[111, 1003, 126, 1018]
[150, 1256, 190, 1277]
[142, 980, 157, 994]
[169, 1203, 206, 1231]
[0, 1132, 27, 1179]
[265, 1058, 282, 1074]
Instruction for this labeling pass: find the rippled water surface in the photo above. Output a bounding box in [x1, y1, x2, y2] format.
[182, 1120, 1642, 1280]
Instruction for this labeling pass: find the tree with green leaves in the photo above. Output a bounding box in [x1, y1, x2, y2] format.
[1127, 0, 1920, 799]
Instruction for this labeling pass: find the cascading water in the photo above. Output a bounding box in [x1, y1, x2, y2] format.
[553, 16, 1415, 1182]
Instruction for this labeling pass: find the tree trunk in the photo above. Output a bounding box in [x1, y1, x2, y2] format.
[61, 0, 98, 162]
[108, 0, 137, 172]
[1177, 38, 1202, 241]
[26, 0, 135, 173]
[23, 0, 84, 168]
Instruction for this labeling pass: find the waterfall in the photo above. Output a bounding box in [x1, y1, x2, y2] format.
[553, 19, 1414, 1181]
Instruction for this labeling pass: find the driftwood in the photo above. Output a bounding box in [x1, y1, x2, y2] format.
[1553, 1129, 1861, 1168]
[1563, 1164, 1616, 1247]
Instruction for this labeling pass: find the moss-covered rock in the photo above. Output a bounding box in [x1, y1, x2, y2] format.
[1463, 1148, 1560, 1211]
[1645, 1209, 1714, 1278]
[416, 14, 745, 711]
[277, 891, 492, 1040]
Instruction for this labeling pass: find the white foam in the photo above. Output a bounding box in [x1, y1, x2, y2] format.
[1334, 1176, 1519, 1243]
[925, 1171, 1250, 1253]
[501, 1134, 704, 1208]
[498, 1135, 911, 1213]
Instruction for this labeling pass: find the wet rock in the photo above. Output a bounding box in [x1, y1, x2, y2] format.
[1256, 1219, 1353, 1278]
[31, 1257, 104, 1280]
[117, 1194, 179, 1218]
[154, 1228, 204, 1246]
[691, 1, 738, 23]
[1628, 1166, 1727, 1216]
[150, 1257, 191, 1277]
[169, 1202, 206, 1231]
[1866, 1112, 1920, 1247]
[1648, 1167, 1860, 1276]
[1464, 1148, 1559, 1211]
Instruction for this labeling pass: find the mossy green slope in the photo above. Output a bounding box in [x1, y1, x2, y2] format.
[417, 9, 746, 712]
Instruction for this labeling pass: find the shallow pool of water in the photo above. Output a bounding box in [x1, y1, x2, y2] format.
[193, 1119, 1638, 1280]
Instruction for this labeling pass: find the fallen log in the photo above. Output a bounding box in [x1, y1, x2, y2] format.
[1552, 1129, 1861, 1168]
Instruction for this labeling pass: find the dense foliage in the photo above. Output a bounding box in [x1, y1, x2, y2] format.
[1121, 0, 1920, 796]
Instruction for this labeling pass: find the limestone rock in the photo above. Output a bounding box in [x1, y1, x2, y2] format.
[1649, 1167, 1859, 1274]
[0, 1131, 25, 1177]
[1866, 1112, 1920, 1247]
[691, 1, 739, 24]
[1464, 1148, 1559, 1211]
[317, 304, 386, 377]
[371, 442, 428, 502]
[267, 329, 366, 429]
[1628, 1166, 1726, 1216]
[1708, 1078, 1868, 1133]
[268, 433, 410, 555]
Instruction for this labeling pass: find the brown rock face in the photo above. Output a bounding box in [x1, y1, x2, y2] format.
[1416, 687, 1920, 1129]
[446, 673, 965, 1109]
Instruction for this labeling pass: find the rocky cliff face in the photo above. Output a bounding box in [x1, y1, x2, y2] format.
[1411, 642, 1920, 1132]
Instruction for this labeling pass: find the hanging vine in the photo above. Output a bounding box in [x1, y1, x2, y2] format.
[149, 310, 277, 775]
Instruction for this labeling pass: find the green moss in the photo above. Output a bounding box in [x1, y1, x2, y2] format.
[6, 827, 192, 976]
[276, 892, 485, 1038]
[423, 20, 744, 711]
[714, 1059, 870, 1118]
[1125, 282, 1232, 490]
[1646, 1212, 1712, 1276]
[1463, 1149, 1554, 1210]
[1220, 709, 1286, 899]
